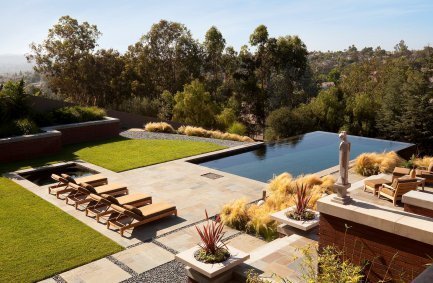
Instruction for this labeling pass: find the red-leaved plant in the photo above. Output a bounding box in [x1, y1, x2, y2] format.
[195, 210, 226, 255]
[287, 184, 315, 221]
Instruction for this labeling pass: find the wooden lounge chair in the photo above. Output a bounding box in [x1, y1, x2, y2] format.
[378, 178, 419, 206]
[48, 173, 107, 196]
[85, 193, 152, 222]
[107, 203, 177, 236]
[66, 183, 128, 209]
[392, 162, 433, 183]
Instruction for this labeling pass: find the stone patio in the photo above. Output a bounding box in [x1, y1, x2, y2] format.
[7, 143, 431, 283]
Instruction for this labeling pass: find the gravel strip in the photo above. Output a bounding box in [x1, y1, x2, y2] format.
[121, 260, 187, 283]
[106, 255, 138, 277]
[120, 130, 248, 148]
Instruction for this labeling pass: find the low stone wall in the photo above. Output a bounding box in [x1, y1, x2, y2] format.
[317, 195, 433, 282]
[0, 117, 120, 163]
[0, 131, 62, 163]
[42, 117, 120, 145]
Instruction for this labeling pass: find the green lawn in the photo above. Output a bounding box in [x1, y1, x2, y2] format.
[0, 177, 123, 282]
[0, 136, 226, 173]
[0, 137, 225, 282]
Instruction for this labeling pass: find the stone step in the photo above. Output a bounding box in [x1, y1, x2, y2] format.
[232, 234, 314, 282]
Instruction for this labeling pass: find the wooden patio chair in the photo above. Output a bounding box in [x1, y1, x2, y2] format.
[85, 193, 152, 222]
[48, 173, 107, 196]
[107, 203, 177, 237]
[66, 182, 128, 209]
[378, 178, 419, 206]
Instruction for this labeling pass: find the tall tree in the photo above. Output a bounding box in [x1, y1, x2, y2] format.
[130, 20, 203, 96]
[27, 16, 101, 105]
[203, 26, 226, 94]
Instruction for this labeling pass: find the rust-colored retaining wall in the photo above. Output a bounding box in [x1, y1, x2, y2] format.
[0, 118, 120, 163]
[0, 132, 62, 163]
[319, 213, 433, 282]
[404, 204, 433, 219]
[43, 118, 120, 145]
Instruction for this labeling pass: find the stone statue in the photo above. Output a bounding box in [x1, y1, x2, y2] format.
[337, 131, 351, 186]
[332, 131, 352, 205]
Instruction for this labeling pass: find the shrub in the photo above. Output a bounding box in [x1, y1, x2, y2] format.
[228, 122, 247, 136]
[220, 173, 335, 240]
[173, 80, 218, 128]
[0, 79, 29, 123]
[246, 245, 364, 283]
[0, 118, 39, 138]
[216, 107, 236, 130]
[51, 106, 106, 124]
[177, 125, 254, 142]
[354, 151, 403, 176]
[265, 106, 313, 140]
[144, 122, 175, 133]
[77, 106, 106, 121]
[158, 90, 175, 120]
[14, 118, 39, 135]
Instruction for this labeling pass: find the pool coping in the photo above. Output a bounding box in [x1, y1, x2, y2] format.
[183, 141, 264, 163]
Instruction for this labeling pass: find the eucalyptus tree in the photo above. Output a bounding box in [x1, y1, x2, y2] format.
[27, 16, 101, 105]
[129, 20, 203, 97]
[203, 26, 226, 95]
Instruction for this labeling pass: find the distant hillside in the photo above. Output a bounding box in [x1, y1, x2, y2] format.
[0, 54, 34, 74]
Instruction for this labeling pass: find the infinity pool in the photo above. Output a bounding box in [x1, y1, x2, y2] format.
[196, 131, 413, 183]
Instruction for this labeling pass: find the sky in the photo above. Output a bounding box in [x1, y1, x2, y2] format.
[1, 0, 433, 55]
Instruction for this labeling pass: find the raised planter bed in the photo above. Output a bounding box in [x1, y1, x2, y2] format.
[0, 117, 120, 163]
[0, 131, 62, 163]
[42, 117, 120, 145]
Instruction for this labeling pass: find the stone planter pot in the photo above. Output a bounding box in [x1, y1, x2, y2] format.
[175, 245, 249, 283]
[270, 206, 320, 232]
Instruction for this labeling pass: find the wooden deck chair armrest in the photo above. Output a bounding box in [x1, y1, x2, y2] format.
[50, 182, 67, 189]
[382, 184, 395, 190]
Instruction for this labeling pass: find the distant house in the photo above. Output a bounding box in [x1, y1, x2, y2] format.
[320, 81, 335, 89]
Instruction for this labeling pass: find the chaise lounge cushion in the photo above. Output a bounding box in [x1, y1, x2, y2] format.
[124, 202, 175, 220]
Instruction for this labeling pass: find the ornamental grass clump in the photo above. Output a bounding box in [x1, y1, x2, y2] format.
[195, 210, 230, 264]
[177, 125, 254, 142]
[354, 151, 403, 176]
[144, 122, 175, 133]
[220, 173, 335, 241]
[286, 184, 315, 221]
[413, 156, 433, 169]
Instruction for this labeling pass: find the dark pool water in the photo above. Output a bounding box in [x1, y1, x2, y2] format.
[19, 163, 99, 186]
[196, 131, 413, 183]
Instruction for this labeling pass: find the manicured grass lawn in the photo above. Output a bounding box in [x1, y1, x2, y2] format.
[0, 136, 226, 173]
[0, 177, 123, 282]
[0, 137, 225, 282]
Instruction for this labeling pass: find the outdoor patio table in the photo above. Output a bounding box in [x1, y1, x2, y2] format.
[364, 178, 392, 195]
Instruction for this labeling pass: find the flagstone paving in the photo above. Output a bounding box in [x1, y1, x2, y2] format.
[14, 144, 409, 283]
[60, 258, 131, 283]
